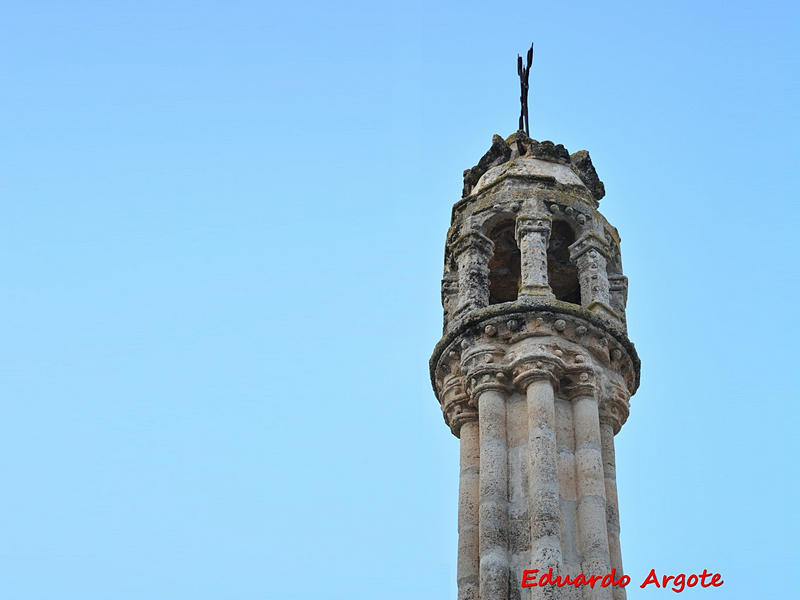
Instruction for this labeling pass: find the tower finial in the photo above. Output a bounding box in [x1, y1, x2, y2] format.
[517, 44, 533, 136]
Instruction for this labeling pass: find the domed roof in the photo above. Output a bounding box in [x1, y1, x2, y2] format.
[461, 131, 605, 202]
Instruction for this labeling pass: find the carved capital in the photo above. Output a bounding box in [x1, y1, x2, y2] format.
[568, 231, 610, 262]
[440, 375, 477, 436]
[515, 214, 552, 241]
[451, 229, 493, 259]
[464, 368, 511, 399]
[608, 274, 628, 293]
[446, 395, 478, 437]
[510, 352, 564, 390]
[599, 385, 630, 434]
[560, 368, 598, 400]
[461, 347, 510, 399]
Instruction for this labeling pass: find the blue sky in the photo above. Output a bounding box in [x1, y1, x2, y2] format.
[0, 1, 798, 598]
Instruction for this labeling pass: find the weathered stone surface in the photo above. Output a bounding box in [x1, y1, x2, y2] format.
[458, 420, 480, 600]
[462, 134, 512, 197]
[570, 149, 606, 201]
[432, 132, 639, 599]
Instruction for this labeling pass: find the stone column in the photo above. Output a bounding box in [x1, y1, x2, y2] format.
[515, 214, 554, 298]
[554, 396, 582, 600]
[442, 272, 459, 330]
[599, 392, 630, 600]
[569, 233, 616, 321]
[443, 374, 482, 600]
[568, 373, 612, 600]
[608, 274, 628, 316]
[608, 274, 628, 333]
[452, 230, 494, 318]
[476, 385, 510, 600]
[515, 360, 563, 600]
[457, 415, 481, 600]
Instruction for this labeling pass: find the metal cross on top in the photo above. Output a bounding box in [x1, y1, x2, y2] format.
[517, 44, 533, 136]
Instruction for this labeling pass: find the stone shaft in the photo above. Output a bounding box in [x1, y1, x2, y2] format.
[572, 394, 612, 600]
[458, 419, 481, 600]
[600, 421, 626, 600]
[525, 377, 563, 600]
[478, 389, 510, 600]
[453, 231, 493, 317]
[516, 215, 554, 298]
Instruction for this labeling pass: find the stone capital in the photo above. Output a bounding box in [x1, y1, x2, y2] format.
[599, 387, 630, 434]
[441, 376, 478, 436]
[464, 367, 511, 399]
[608, 274, 628, 292]
[511, 355, 563, 390]
[451, 229, 493, 259]
[568, 231, 610, 262]
[514, 213, 552, 241]
[449, 404, 479, 437]
[460, 347, 510, 399]
[560, 368, 598, 400]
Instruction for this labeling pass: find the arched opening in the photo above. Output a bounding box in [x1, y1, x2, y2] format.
[547, 220, 581, 304]
[488, 221, 521, 304]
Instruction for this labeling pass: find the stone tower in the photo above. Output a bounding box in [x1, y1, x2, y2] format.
[429, 131, 640, 600]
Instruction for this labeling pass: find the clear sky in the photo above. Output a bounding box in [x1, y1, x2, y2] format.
[1, 1, 798, 598]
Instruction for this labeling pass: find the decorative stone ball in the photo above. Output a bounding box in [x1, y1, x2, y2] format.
[554, 319, 567, 332]
[484, 324, 497, 337]
[611, 348, 622, 361]
[576, 325, 588, 336]
[507, 319, 520, 331]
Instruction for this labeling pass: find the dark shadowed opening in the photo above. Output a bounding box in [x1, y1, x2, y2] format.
[547, 220, 581, 304]
[488, 221, 521, 304]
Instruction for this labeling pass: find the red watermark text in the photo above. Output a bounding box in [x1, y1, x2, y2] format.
[521, 568, 724, 593]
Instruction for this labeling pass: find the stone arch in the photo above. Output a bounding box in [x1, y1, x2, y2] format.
[547, 219, 581, 304]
